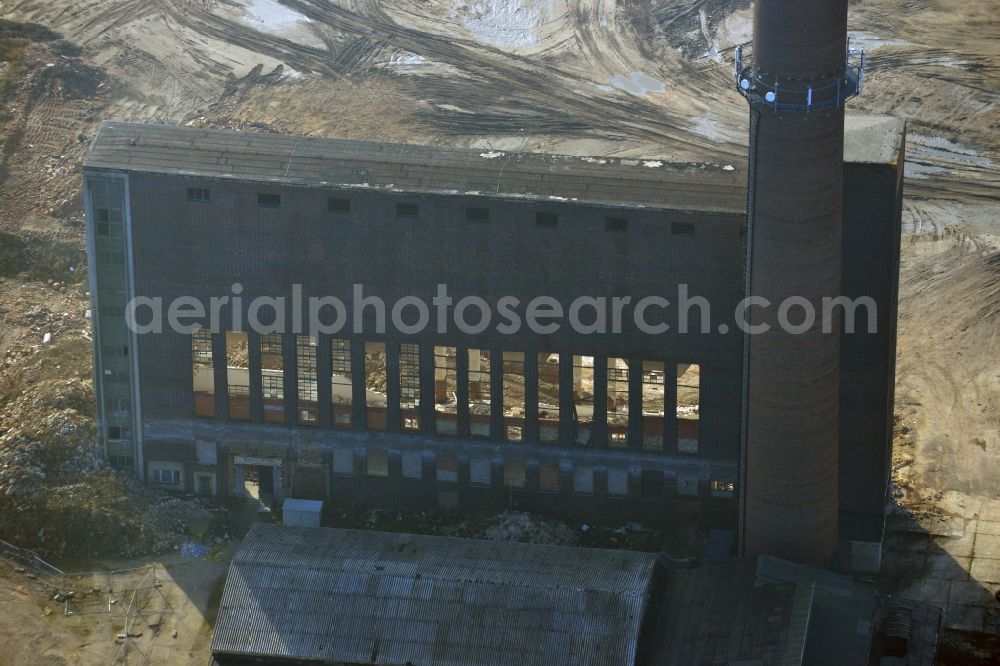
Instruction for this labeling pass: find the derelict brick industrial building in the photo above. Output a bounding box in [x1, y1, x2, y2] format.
[83, 117, 903, 565]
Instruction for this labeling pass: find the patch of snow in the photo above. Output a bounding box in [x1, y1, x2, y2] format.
[610, 71, 666, 97]
[480, 151, 506, 159]
[643, 160, 664, 168]
[239, 0, 313, 33]
[282, 67, 304, 80]
[848, 31, 911, 52]
[905, 161, 949, 180]
[722, 165, 735, 171]
[580, 157, 607, 164]
[463, 0, 550, 48]
[910, 134, 992, 167]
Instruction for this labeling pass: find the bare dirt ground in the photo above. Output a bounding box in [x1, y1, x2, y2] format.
[0, 0, 998, 662]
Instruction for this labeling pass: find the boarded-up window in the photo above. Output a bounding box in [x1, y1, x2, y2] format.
[470, 458, 492, 487]
[539, 463, 560, 493]
[436, 454, 458, 483]
[573, 466, 594, 494]
[607, 468, 628, 497]
[503, 460, 526, 489]
[332, 449, 354, 476]
[401, 452, 423, 480]
[366, 449, 389, 477]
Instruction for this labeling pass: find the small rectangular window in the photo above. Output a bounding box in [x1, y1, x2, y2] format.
[671, 221, 695, 236]
[97, 209, 110, 223]
[466, 207, 490, 223]
[187, 187, 210, 203]
[258, 193, 282, 208]
[396, 202, 419, 218]
[536, 212, 558, 227]
[605, 217, 628, 232]
[97, 222, 110, 236]
[329, 197, 351, 213]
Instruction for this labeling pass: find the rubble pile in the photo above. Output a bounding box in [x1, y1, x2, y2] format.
[0, 334, 213, 560]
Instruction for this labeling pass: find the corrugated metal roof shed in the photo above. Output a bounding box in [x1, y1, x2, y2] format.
[82, 122, 746, 213]
[211, 524, 658, 666]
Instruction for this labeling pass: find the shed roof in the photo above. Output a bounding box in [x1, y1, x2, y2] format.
[211, 523, 658, 666]
[83, 121, 746, 213]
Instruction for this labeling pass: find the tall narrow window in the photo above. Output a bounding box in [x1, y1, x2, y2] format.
[260, 334, 284, 423]
[641, 361, 665, 451]
[226, 331, 250, 421]
[677, 363, 701, 453]
[469, 349, 491, 437]
[538, 353, 560, 444]
[297, 335, 318, 425]
[400, 343, 420, 432]
[572, 355, 595, 447]
[365, 342, 388, 431]
[330, 339, 352, 428]
[192, 330, 214, 418]
[434, 346, 457, 435]
[607, 358, 629, 448]
[502, 352, 525, 442]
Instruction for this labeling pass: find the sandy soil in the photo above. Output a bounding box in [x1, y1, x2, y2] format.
[0, 0, 998, 661]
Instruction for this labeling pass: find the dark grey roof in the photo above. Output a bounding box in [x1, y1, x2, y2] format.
[650, 558, 812, 666]
[83, 122, 746, 213]
[211, 523, 658, 666]
[649, 555, 879, 666]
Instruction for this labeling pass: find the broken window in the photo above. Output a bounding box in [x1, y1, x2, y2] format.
[257, 193, 281, 208]
[192, 330, 214, 418]
[503, 459, 526, 489]
[260, 334, 284, 423]
[396, 202, 419, 218]
[711, 480, 735, 497]
[226, 331, 250, 421]
[434, 346, 457, 435]
[535, 211, 558, 227]
[399, 343, 420, 432]
[187, 187, 210, 203]
[330, 338, 353, 428]
[641, 470, 664, 499]
[572, 355, 595, 447]
[152, 469, 181, 485]
[469, 349, 491, 437]
[366, 449, 389, 477]
[607, 358, 629, 448]
[537, 353, 560, 444]
[365, 342, 388, 431]
[642, 361, 665, 452]
[502, 352, 525, 442]
[297, 335, 318, 425]
[671, 221, 695, 236]
[466, 206, 490, 223]
[677, 363, 701, 453]
[328, 197, 351, 214]
[605, 217, 628, 232]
